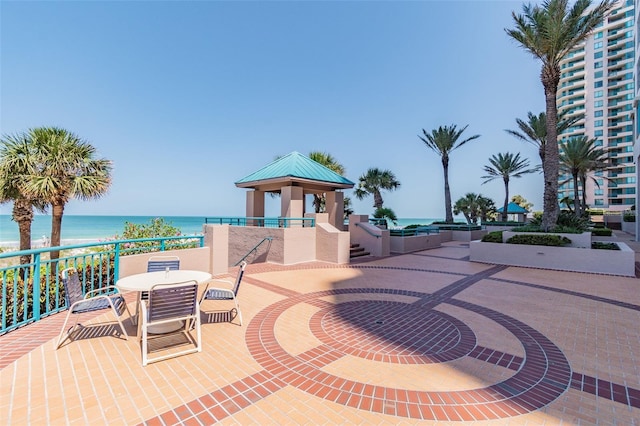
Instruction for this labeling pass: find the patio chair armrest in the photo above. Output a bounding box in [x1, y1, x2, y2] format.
[85, 286, 120, 298]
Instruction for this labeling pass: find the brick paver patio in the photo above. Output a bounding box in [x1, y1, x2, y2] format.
[1, 241, 639, 425]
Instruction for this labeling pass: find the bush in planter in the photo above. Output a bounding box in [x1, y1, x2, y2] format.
[506, 234, 571, 246]
[623, 212, 636, 222]
[512, 224, 583, 234]
[590, 227, 612, 236]
[592, 241, 619, 250]
[481, 231, 503, 243]
[528, 210, 589, 232]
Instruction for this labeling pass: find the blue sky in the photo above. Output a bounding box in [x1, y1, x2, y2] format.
[1, 0, 545, 219]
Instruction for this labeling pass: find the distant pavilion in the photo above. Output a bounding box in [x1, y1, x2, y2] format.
[496, 202, 529, 222]
[235, 151, 355, 229]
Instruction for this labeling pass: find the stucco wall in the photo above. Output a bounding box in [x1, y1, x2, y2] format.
[316, 223, 350, 263]
[390, 234, 441, 253]
[118, 247, 211, 279]
[470, 240, 635, 277]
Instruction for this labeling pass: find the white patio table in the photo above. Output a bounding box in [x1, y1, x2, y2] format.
[116, 270, 212, 333]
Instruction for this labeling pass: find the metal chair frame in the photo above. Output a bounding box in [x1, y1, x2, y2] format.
[199, 261, 247, 325]
[56, 267, 131, 349]
[139, 280, 201, 366]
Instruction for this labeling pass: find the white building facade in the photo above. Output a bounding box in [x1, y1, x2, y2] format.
[558, 0, 635, 211]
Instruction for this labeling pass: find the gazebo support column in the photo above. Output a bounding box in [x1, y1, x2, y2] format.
[281, 186, 304, 226]
[325, 191, 344, 230]
[246, 190, 265, 226]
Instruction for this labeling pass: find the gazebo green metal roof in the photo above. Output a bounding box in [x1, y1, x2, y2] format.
[497, 202, 529, 214]
[235, 151, 354, 191]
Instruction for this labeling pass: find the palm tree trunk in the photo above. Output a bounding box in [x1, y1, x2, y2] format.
[13, 199, 34, 268]
[313, 194, 322, 213]
[443, 159, 453, 223]
[50, 200, 64, 261]
[580, 174, 588, 214]
[572, 173, 581, 218]
[502, 178, 509, 222]
[541, 64, 560, 231]
[373, 191, 383, 210]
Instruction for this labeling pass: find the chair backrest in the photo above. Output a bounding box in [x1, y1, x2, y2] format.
[231, 261, 247, 296]
[61, 268, 84, 306]
[148, 281, 198, 322]
[147, 256, 180, 272]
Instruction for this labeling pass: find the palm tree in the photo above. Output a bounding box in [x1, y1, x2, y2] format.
[373, 207, 398, 227]
[22, 127, 112, 260]
[308, 151, 346, 213]
[477, 195, 497, 223]
[0, 132, 47, 266]
[354, 168, 400, 210]
[482, 152, 537, 222]
[505, 111, 582, 162]
[506, 0, 614, 230]
[453, 193, 481, 224]
[419, 124, 480, 223]
[559, 136, 608, 217]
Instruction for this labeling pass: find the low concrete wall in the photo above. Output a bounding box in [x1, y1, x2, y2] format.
[622, 221, 636, 235]
[390, 234, 441, 254]
[503, 231, 591, 248]
[438, 230, 453, 242]
[452, 230, 487, 242]
[118, 247, 211, 279]
[316, 223, 350, 264]
[348, 215, 390, 257]
[470, 240, 635, 277]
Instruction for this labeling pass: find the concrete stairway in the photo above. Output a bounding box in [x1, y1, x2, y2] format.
[350, 243, 370, 259]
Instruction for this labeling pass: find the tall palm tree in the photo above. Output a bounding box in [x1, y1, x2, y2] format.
[506, 0, 614, 230]
[22, 127, 112, 260]
[482, 152, 537, 222]
[308, 151, 346, 213]
[354, 167, 400, 210]
[0, 132, 47, 266]
[559, 136, 608, 217]
[419, 124, 480, 223]
[505, 110, 582, 162]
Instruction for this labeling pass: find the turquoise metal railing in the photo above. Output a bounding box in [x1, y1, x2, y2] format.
[0, 235, 204, 335]
[389, 226, 440, 237]
[205, 217, 315, 228]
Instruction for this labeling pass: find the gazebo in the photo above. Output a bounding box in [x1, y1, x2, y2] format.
[496, 202, 529, 223]
[235, 151, 355, 229]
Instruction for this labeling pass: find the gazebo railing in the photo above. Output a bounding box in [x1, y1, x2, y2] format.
[204, 217, 315, 228]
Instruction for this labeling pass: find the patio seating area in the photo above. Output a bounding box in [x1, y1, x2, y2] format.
[1, 240, 640, 424]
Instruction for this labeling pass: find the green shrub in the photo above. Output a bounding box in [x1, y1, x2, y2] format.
[590, 227, 612, 236]
[512, 224, 584, 234]
[623, 212, 636, 222]
[592, 242, 619, 250]
[506, 234, 571, 246]
[528, 210, 589, 231]
[481, 231, 503, 243]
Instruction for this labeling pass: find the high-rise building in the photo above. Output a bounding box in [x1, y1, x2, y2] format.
[558, 0, 635, 211]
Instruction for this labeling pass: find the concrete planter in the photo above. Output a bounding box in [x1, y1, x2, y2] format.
[470, 240, 635, 277]
[502, 231, 591, 248]
[390, 234, 441, 254]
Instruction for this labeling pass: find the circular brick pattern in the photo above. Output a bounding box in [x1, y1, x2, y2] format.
[310, 301, 476, 363]
[247, 287, 572, 420]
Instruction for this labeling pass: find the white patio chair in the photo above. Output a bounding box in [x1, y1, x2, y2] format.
[56, 267, 131, 349]
[139, 280, 201, 366]
[199, 261, 247, 325]
[132, 255, 181, 325]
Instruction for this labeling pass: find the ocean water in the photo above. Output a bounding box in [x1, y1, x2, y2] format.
[0, 215, 208, 245]
[0, 215, 442, 245]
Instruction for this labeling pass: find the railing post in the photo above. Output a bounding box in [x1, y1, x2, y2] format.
[114, 243, 121, 280]
[32, 253, 41, 321]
